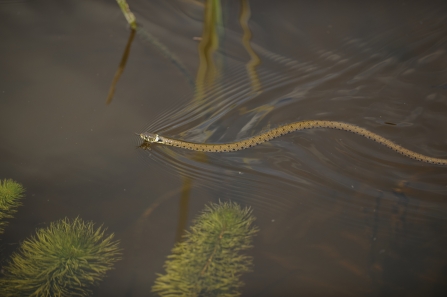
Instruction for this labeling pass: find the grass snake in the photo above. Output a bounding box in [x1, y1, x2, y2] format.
[139, 120, 447, 165]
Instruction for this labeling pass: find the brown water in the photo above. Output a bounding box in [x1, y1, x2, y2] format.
[1, 0, 447, 296]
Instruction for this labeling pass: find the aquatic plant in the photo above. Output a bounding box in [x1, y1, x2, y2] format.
[152, 201, 258, 297]
[116, 0, 137, 29]
[111, 0, 194, 103]
[0, 178, 25, 234]
[0, 217, 121, 297]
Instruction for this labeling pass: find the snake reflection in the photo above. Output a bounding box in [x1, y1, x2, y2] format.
[139, 120, 447, 165]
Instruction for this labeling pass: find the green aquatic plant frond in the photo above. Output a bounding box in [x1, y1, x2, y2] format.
[0, 217, 121, 297]
[0, 179, 25, 233]
[152, 201, 259, 297]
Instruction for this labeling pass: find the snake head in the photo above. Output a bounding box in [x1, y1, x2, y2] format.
[139, 132, 162, 143]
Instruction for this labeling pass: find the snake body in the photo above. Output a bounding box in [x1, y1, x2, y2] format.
[139, 120, 447, 165]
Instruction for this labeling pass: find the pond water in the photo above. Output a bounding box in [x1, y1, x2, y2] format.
[1, 0, 447, 296]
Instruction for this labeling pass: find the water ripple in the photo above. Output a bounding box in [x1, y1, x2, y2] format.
[136, 12, 447, 220]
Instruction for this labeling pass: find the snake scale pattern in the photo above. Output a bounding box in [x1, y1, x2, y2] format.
[139, 120, 447, 165]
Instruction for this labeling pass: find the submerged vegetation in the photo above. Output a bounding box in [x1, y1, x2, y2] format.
[152, 201, 258, 297]
[0, 217, 121, 297]
[0, 179, 25, 234]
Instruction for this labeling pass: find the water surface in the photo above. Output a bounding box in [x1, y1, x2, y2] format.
[1, 0, 447, 296]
